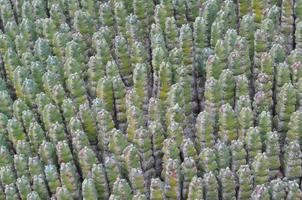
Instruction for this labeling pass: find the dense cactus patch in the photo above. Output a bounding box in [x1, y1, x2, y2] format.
[0, 0, 302, 199]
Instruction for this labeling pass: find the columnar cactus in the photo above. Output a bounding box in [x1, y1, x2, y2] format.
[164, 159, 181, 199]
[269, 178, 287, 199]
[218, 167, 236, 200]
[198, 147, 218, 175]
[245, 127, 262, 163]
[230, 139, 247, 172]
[195, 110, 215, 150]
[203, 171, 219, 200]
[252, 153, 269, 186]
[181, 157, 197, 199]
[287, 180, 302, 198]
[265, 132, 281, 178]
[283, 141, 302, 180]
[150, 178, 164, 200]
[237, 165, 253, 199]
[218, 103, 238, 143]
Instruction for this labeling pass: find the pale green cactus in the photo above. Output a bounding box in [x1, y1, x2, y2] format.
[179, 24, 193, 66]
[7, 118, 26, 146]
[238, 107, 253, 139]
[165, 17, 178, 51]
[133, 127, 155, 185]
[32, 174, 50, 199]
[230, 139, 247, 172]
[296, 22, 302, 50]
[28, 156, 43, 177]
[45, 164, 61, 194]
[48, 122, 66, 144]
[218, 103, 238, 143]
[280, 0, 294, 53]
[181, 138, 198, 161]
[56, 141, 73, 164]
[13, 66, 29, 100]
[254, 29, 269, 75]
[218, 69, 235, 106]
[0, 91, 13, 117]
[55, 186, 73, 200]
[0, 0, 15, 26]
[108, 129, 128, 163]
[27, 191, 42, 200]
[4, 183, 19, 200]
[42, 103, 62, 131]
[16, 140, 31, 158]
[96, 109, 115, 155]
[112, 178, 132, 200]
[296, 78, 302, 111]
[164, 159, 181, 199]
[275, 83, 297, 138]
[237, 165, 253, 199]
[104, 155, 121, 191]
[123, 144, 141, 173]
[78, 146, 98, 178]
[204, 77, 221, 125]
[252, 0, 268, 24]
[114, 35, 132, 86]
[42, 71, 62, 99]
[78, 102, 98, 143]
[74, 10, 95, 36]
[14, 154, 29, 178]
[90, 163, 109, 200]
[60, 162, 79, 198]
[114, 1, 127, 35]
[252, 153, 269, 186]
[257, 110, 272, 146]
[112, 76, 127, 132]
[150, 178, 164, 200]
[251, 184, 270, 200]
[148, 121, 165, 175]
[39, 140, 57, 165]
[286, 111, 302, 144]
[0, 146, 12, 167]
[198, 147, 218, 175]
[126, 14, 144, 45]
[269, 178, 287, 199]
[238, 0, 250, 18]
[187, 176, 203, 200]
[210, 13, 226, 48]
[129, 167, 145, 194]
[203, 171, 219, 200]
[0, 165, 16, 186]
[265, 131, 281, 178]
[34, 38, 51, 62]
[162, 138, 181, 178]
[181, 157, 197, 199]
[195, 110, 215, 150]
[66, 73, 88, 107]
[219, 167, 236, 200]
[60, 162, 80, 199]
[82, 178, 98, 200]
[284, 141, 302, 180]
[245, 127, 262, 164]
[16, 176, 31, 200]
[287, 180, 302, 199]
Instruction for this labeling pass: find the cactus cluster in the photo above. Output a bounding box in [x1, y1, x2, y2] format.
[0, 0, 302, 199]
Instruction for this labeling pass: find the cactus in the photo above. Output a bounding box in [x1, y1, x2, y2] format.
[245, 127, 262, 164]
[237, 165, 253, 199]
[283, 141, 302, 180]
[219, 167, 236, 200]
[265, 132, 281, 177]
[230, 139, 247, 172]
[252, 153, 269, 186]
